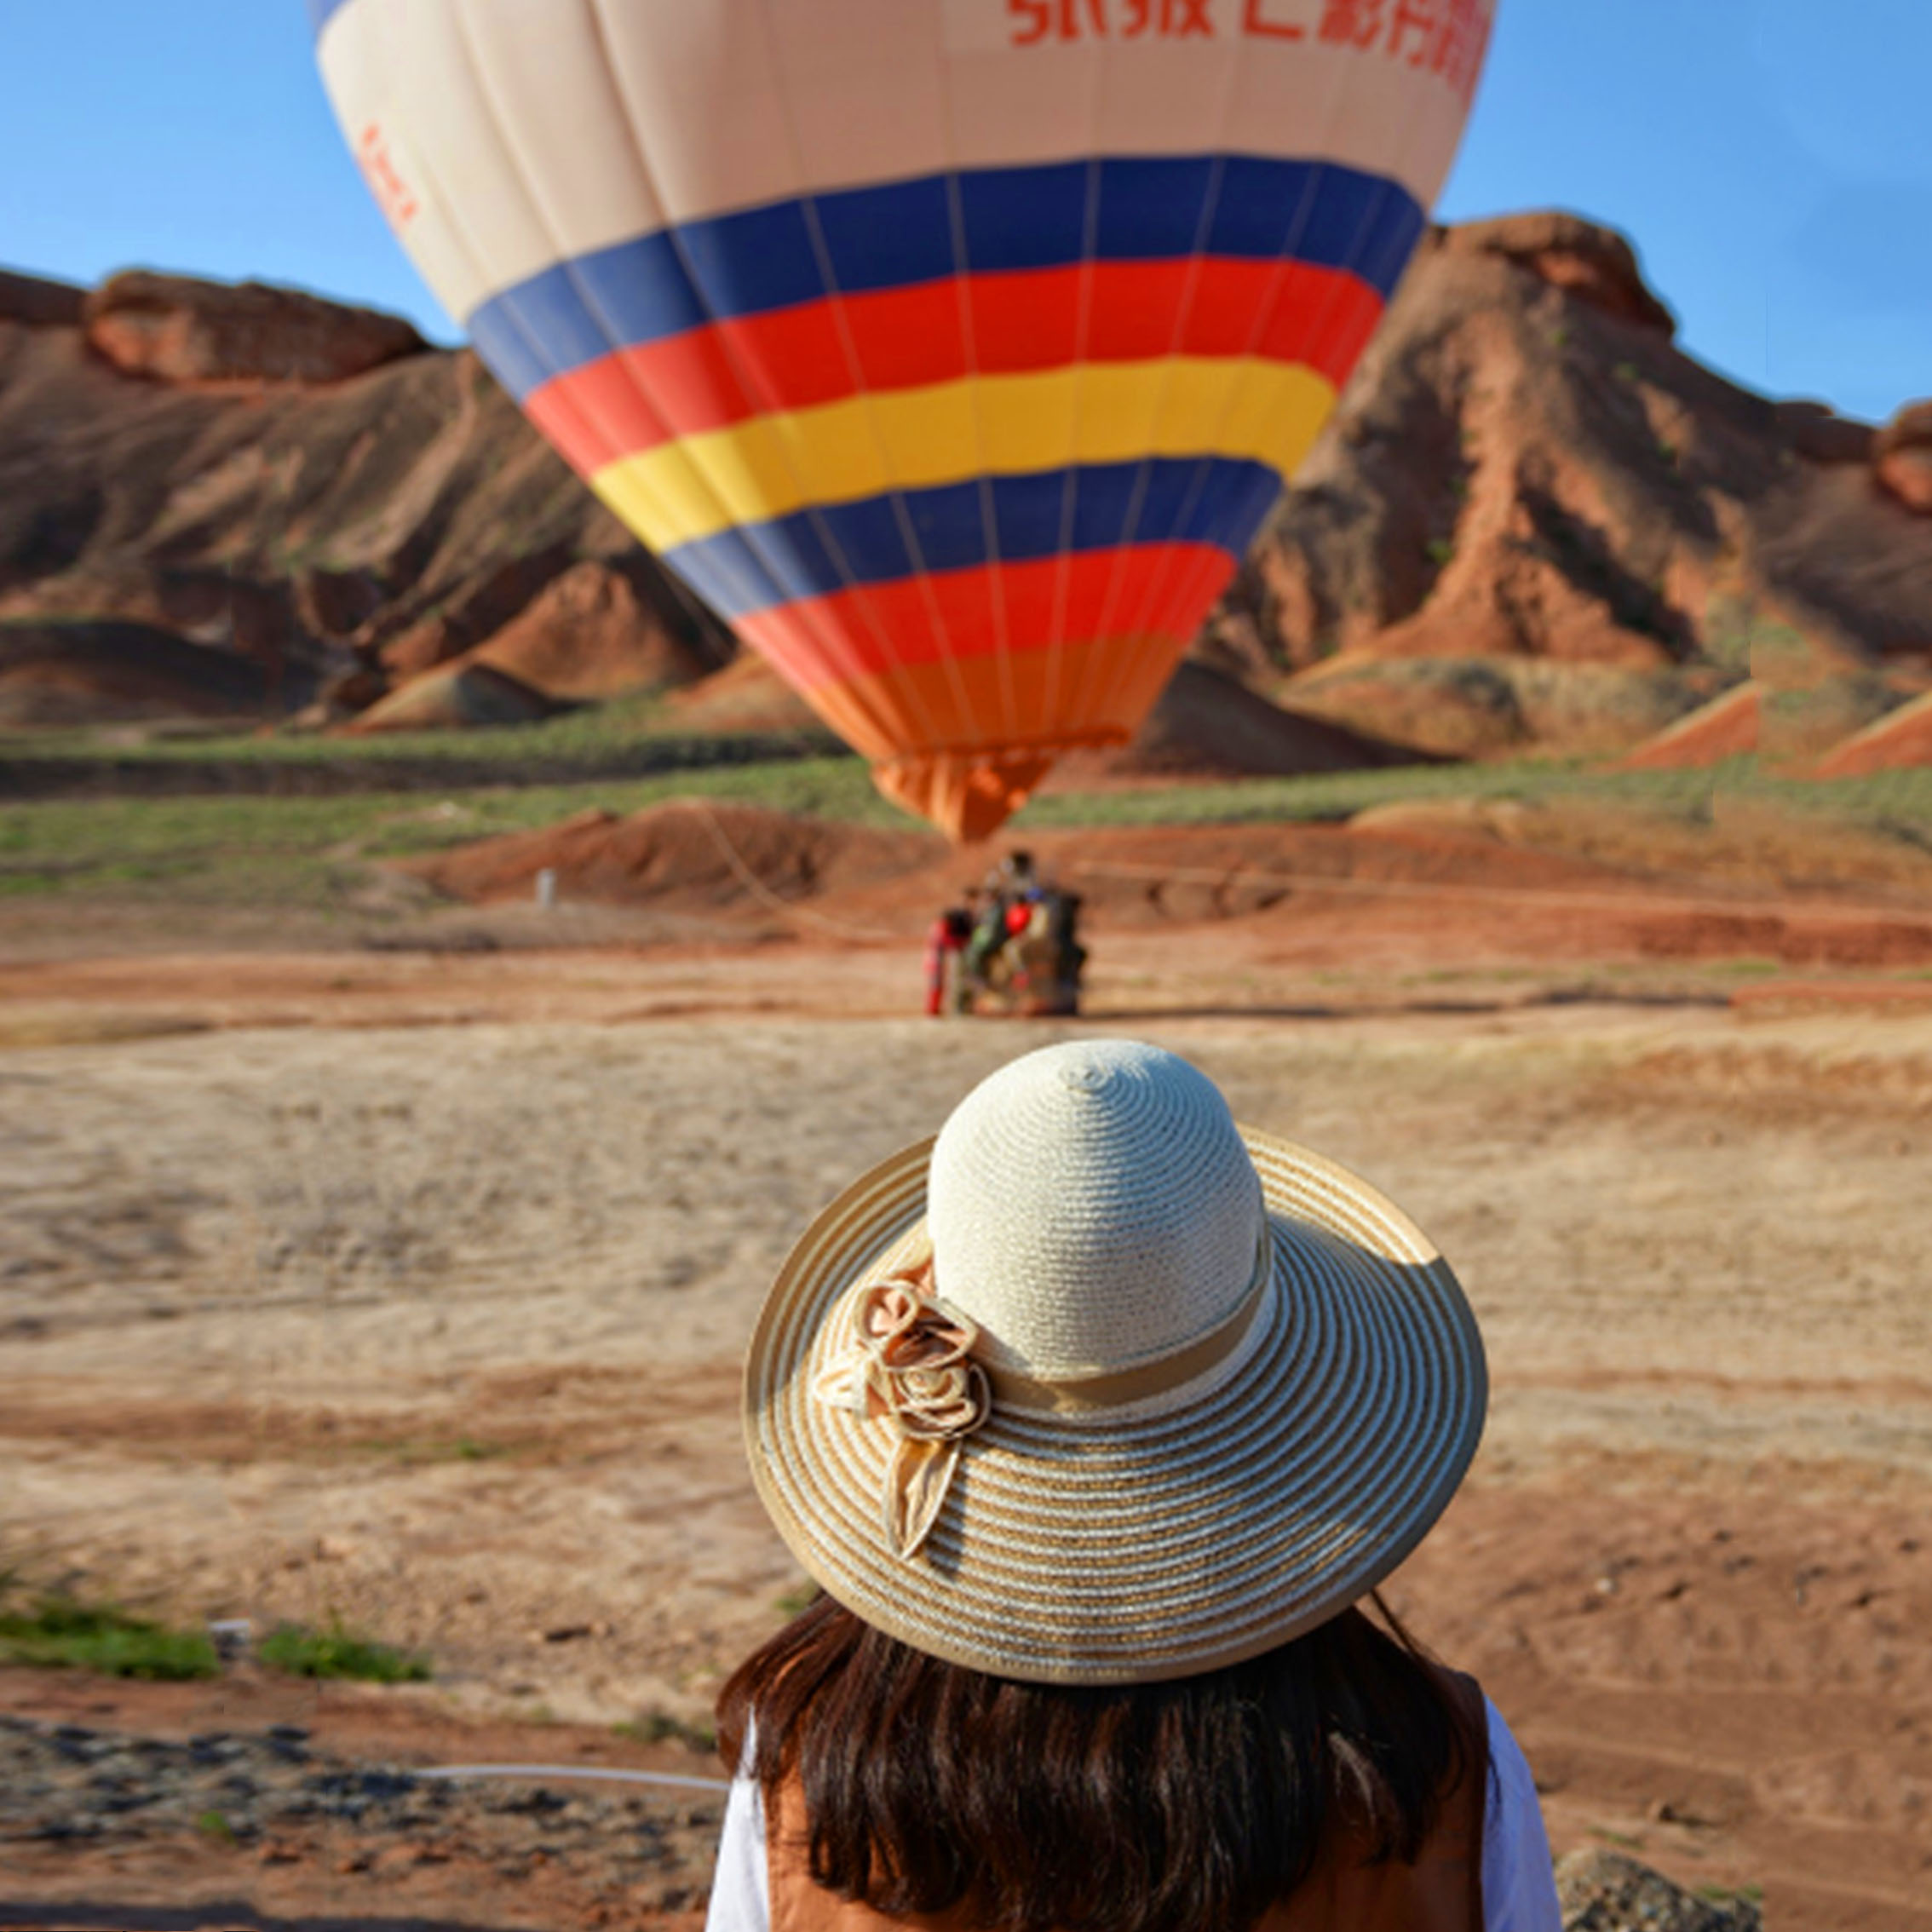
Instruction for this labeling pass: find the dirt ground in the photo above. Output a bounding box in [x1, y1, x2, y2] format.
[2, 804, 1929, 1929]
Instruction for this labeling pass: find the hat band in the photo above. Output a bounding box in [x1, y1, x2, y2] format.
[985, 1229, 1274, 1417]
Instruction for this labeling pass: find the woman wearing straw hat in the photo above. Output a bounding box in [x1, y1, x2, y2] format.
[710, 1039, 1561, 1931]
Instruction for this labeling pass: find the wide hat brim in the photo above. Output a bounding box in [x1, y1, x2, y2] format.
[743, 1127, 1486, 1686]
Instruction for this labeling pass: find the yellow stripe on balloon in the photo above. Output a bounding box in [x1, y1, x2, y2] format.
[589, 357, 1337, 554]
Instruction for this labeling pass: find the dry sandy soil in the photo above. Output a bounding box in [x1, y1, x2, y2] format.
[2, 806, 1929, 1929]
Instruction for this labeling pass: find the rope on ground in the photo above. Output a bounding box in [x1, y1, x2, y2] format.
[416, 1762, 731, 1792]
[688, 798, 904, 943]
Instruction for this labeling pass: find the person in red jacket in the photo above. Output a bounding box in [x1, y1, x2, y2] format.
[922, 888, 979, 1016]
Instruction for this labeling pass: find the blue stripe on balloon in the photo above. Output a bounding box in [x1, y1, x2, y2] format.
[308, 0, 353, 37]
[476, 233, 713, 397]
[819, 175, 958, 292]
[469, 155, 1423, 402]
[657, 457, 1284, 623]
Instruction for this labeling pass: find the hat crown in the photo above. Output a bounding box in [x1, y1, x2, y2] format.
[928, 1040, 1267, 1379]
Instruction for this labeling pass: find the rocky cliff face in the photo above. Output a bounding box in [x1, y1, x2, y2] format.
[0, 269, 730, 728]
[81, 270, 428, 387]
[2, 236, 1927, 763]
[1209, 211, 1932, 760]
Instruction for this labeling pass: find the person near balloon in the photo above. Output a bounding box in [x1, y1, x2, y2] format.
[962, 870, 1017, 995]
[923, 889, 980, 1018]
[710, 1040, 1561, 1932]
[952, 852, 1084, 1018]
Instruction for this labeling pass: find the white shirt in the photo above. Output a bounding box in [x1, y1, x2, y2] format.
[704, 1698, 1561, 1932]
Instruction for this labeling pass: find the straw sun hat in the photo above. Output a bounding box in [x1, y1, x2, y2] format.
[743, 1039, 1486, 1686]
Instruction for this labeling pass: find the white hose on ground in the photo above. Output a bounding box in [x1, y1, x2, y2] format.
[416, 1762, 730, 1791]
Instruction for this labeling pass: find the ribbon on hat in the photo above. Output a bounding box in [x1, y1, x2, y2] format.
[813, 1251, 991, 1560]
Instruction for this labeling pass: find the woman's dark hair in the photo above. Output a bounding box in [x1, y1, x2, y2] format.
[716, 1593, 1481, 1932]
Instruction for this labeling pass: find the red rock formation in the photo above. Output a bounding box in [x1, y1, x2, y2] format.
[6, 234, 1928, 768]
[1774, 400, 1873, 466]
[1440, 213, 1676, 334]
[342, 661, 555, 734]
[664, 654, 825, 737]
[0, 267, 85, 328]
[82, 270, 426, 385]
[1812, 689, 1932, 777]
[0, 273, 733, 726]
[466, 558, 715, 699]
[1058, 660, 1440, 780]
[1874, 402, 1932, 515]
[1211, 211, 1932, 759]
[1614, 681, 1759, 770]
[0, 618, 268, 726]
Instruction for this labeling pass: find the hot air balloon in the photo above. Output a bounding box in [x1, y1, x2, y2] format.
[312, 0, 1492, 839]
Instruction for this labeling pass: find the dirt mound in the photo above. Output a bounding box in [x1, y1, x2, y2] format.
[1812, 687, 1932, 777]
[1616, 681, 1758, 769]
[1626, 906, 1932, 969]
[343, 660, 556, 734]
[1342, 792, 1932, 900]
[0, 279, 732, 729]
[1055, 658, 1439, 782]
[405, 798, 940, 910]
[408, 802, 1657, 936]
[0, 618, 279, 725]
[393, 798, 1932, 979]
[1209, 213, 1932, 759]
[81, 268, 428, 386]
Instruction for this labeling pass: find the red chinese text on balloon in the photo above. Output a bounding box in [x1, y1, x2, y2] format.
[1001, 0, 1486, 81]
[1317, 0, 1491, 96]
[1007, 0, 1216, 39]
[355, 124, 418, 228]
[1242, 0, 1307, 38]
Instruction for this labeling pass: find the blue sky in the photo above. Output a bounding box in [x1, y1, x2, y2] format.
[3, 1, 1927, 422]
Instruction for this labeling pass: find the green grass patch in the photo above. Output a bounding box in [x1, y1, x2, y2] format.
[1589, 1825, 1646, 1850]
[196, 1808, 237, 1843]
[256, 1619, 430, 1683]
[0, 1592, 219, 1680]
[0, 756, 893, 911]
[0, 694, 841, 771]
[1022, 755, 1932, 832]
[3, 747, 1931, 915]
[347, 1434, 517, 1466]
[612, 1711, 718, 1752]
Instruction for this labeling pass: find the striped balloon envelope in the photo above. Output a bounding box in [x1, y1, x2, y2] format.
[313, 0, 1492, 840]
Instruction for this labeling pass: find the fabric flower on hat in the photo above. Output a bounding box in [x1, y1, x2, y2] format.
[814, 1254, 991, 1559]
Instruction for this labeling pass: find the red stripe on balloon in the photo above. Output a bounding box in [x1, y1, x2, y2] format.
[732, 543, 1235, 692]
[524, 260, 1382, 474]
